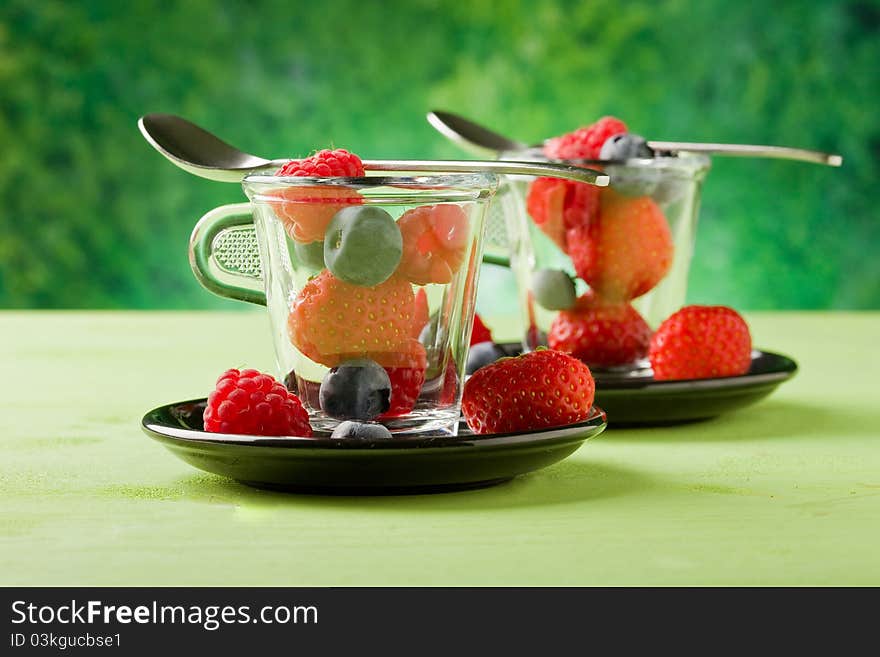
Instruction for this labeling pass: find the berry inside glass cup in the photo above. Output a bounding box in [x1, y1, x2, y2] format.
[190, 168, 498, 437]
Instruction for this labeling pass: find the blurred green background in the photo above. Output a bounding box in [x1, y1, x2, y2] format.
[1, 0, 876, 311]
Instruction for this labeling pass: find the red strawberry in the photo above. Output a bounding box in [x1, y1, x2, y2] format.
[270, 148, 365, 243]
[548, 292, 652, 367]
[379, 339, 427, 417]
[411, 288, 430, 339]
[525, 178, 600, 252]
[420, 350, 458, 405]
[397, 204, 470, 285]
[287, 271, 415, 367]
[563, 180, 602, 231]
[526, 177, 567, 250]
[204, 368, 312, 436]
[470, 313, 493, 346]
[462, 350, 595, 434]
[439, 360, 459, 405]
[543, 116, 628, 160]
[649, 306, 752, 380]
[568, 188, 673, 302]
[529, 116, 627, 250]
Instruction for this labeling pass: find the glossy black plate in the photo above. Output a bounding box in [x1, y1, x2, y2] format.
[141, 400, 607, 494]
[499, 345, 797, 425]
[593, 350, 797, 425]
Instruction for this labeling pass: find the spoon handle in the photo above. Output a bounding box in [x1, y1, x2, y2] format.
[646, 141, 842, 166]
[362, 159, 609, 186]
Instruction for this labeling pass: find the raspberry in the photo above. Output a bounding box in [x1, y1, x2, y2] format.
[548, 292, 652, 367]
[529, 116, 627, 250]
[204, 368, 312, 436]
[287, 270, 415, 367]
[543, 116, 628, 160]
[379, 339, 427, 418]
[649, 306, 752, 380]
[276, 149, 365, 178]
[397, 204, 470, 285]
[270, 149, 366, 243]
[470, 313, 493, 345]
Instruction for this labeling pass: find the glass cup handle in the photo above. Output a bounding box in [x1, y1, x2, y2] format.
[188, 203, 267, 306]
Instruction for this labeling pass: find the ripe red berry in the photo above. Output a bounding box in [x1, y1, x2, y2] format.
[525, 177, 600, 252]
[529, 116, 628, 252]
[397, 204, 470, 285]
[270, 148, 366, 243]
[439, 359, 459, 405]
[204, 368, 312, 436]
[462, 350, 595, 434]
[276, 148, 365, 177]
[525, 177, 568, 250]
[649, 306, 752, 380]
[548, 292, 652, 367]
[378, 339, 428, 418]
[567, 188, 673, 302]
[543, 116, 629, 160]
[287, 270, 415, 368]
[470, 312, 493, 346]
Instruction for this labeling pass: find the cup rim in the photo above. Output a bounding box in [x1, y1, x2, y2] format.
[243, 170, 500, 189]
[243, 171, 499, 204]
[500, 147, 712, 176]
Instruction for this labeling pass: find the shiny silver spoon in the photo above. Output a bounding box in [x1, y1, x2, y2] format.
[427, 110, 843, 166]
[137, 113, 609, 186]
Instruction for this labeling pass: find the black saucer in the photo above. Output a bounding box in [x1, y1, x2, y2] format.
[592, 350, 797, 425]
[141, 401, 607, 494]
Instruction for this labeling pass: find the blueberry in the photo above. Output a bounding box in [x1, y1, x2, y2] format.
[466, 342, 507, 375]
[324, 206, 402, 286]
[319, 358, 391, 420]
[331, 421, 393, 440]
[531, 268, 576, 310]
[294, 240, 326, 270]
[599, 133, 654, 161]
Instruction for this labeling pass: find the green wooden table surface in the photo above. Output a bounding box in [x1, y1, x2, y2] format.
[2, 311, 878, 586]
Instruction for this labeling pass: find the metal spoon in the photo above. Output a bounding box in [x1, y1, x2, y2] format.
[427, 110, 843, 167]
[137, 113, 609, 186]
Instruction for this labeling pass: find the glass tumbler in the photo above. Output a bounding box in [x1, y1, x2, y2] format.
[189, 171, 498, 436]
[500, 152, 711, 365]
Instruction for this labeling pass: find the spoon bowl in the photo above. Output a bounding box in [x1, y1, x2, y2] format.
[139, 114, 283, 182]
[427, 110, 529, 156]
